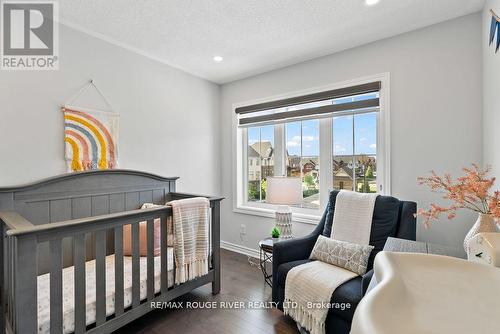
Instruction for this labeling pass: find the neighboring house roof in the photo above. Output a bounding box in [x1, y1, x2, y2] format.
[303, 157, 318, 166]
[334, 154, 377, 169]
[333, 157, 354, 179]
[250, 141, 274, 158]
[334, 165, 354, 179]
[286, 155, 319, 166]
[248, 146, 260, 158]
[247, 146, 374, 177]
[333, 156, 378, 180]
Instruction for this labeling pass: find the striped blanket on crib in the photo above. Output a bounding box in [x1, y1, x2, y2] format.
[168, 197, 210, 284]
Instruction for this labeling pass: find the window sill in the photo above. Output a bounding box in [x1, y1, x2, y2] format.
[233, 204, 321, 225]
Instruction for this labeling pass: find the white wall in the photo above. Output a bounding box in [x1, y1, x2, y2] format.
[0, 25, 221, 195]
[220, 13, 483, 252]
[483, 0, 500, 178]
[0, 12, 485, 253]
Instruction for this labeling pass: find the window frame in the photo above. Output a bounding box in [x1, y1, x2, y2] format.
[232, 73, 391, 225]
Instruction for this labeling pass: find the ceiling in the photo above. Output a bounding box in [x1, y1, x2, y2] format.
[60, 0, 485, 84]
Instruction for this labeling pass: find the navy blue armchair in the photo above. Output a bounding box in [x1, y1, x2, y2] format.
[272, 191, 416, 334]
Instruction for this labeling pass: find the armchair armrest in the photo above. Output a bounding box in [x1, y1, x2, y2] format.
[272, 210, 326, 271]
[273, 234, 318, 267]
[272, 234, 319, 304]
[272, 211, 326, 304]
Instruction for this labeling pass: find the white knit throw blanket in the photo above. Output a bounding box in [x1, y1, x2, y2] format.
[331, 190, 378, 245]
[284, 190, 377, 334]
[284, 261, 357, 334]
[168, 197, 210, 284]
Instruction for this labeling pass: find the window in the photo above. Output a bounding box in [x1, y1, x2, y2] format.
[235, 77, 389, 222]
[332, 94, 378, 193]
[247, 126, 274, 202]
[286, 120, 320, 209]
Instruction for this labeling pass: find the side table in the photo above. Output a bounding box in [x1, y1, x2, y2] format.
[259, 238, 280, 287]
[367, 237, 466, 293]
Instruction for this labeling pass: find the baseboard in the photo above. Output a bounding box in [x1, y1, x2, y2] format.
[221, 240, 260, 259]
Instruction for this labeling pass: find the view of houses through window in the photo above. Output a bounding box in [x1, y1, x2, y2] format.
[246, 93, 378, 210]
[286, 120, 320, 209]
[333, 112, 377, 193]
[247, 126, 274, 202]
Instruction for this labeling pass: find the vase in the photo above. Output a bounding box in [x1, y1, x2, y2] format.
[275, 207, 293, 239]
[463, 213, 498, 252]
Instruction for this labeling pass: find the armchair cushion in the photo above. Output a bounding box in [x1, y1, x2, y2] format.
[328, 276, 363, 321]
[369, 196, 400, 252]
[322, 191, 401, 269]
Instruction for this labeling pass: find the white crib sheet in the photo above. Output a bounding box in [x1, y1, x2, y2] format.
[37, 248, 174, 334]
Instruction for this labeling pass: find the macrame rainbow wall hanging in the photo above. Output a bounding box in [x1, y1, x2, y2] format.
[490, 9, 500, 53]
[63, 106, 119, 172]
[63, 79, 119, 172]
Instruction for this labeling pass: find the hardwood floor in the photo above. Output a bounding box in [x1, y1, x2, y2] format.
[116, 249, 299, 334]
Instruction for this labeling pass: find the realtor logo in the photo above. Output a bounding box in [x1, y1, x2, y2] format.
[1, 1, 59, 70]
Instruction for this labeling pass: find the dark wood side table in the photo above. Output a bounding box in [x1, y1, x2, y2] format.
[259, 238, 281, 287]
[367, 237, 466, 292]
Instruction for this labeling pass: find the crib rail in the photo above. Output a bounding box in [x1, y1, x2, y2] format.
[0, 194, 222, 334]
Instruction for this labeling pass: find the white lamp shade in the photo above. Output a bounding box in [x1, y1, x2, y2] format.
[266, 177, 302, 205]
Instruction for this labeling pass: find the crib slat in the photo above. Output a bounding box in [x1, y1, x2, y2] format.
[146, 219, 155, 300]
[49, 239, 63, 333]
[131, 222, 140, 307]
[9, 236, 15, 330]
[211, 201, 221, 294]
[0, 222, 4, 334]
[74, 234, 86, 334]
[114, 227, 124, 316]
[13, 235, 37, 333]
[6, 236, 12, 330]
[160, 216, 168, 294]
[95, 230, 106, 326]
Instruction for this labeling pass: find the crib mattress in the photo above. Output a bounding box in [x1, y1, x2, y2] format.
[37, 248, 174, 334]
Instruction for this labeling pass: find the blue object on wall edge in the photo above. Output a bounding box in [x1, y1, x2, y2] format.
[490, 9, 500, 53]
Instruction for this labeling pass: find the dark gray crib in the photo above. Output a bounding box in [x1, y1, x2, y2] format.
[0, 170, 223, 334]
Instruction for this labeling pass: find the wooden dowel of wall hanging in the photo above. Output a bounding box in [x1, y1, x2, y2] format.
[491, 9, 500, 21]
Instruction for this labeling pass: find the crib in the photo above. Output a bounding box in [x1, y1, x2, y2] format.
[0, 170, 223, 333]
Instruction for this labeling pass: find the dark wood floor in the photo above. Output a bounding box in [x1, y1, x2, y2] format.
[116, 249, 299, 334]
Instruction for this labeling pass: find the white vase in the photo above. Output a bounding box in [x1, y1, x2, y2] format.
[464, 213, 498, 252]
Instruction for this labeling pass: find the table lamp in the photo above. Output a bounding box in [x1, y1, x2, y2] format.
[266, 176, 302, 238]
